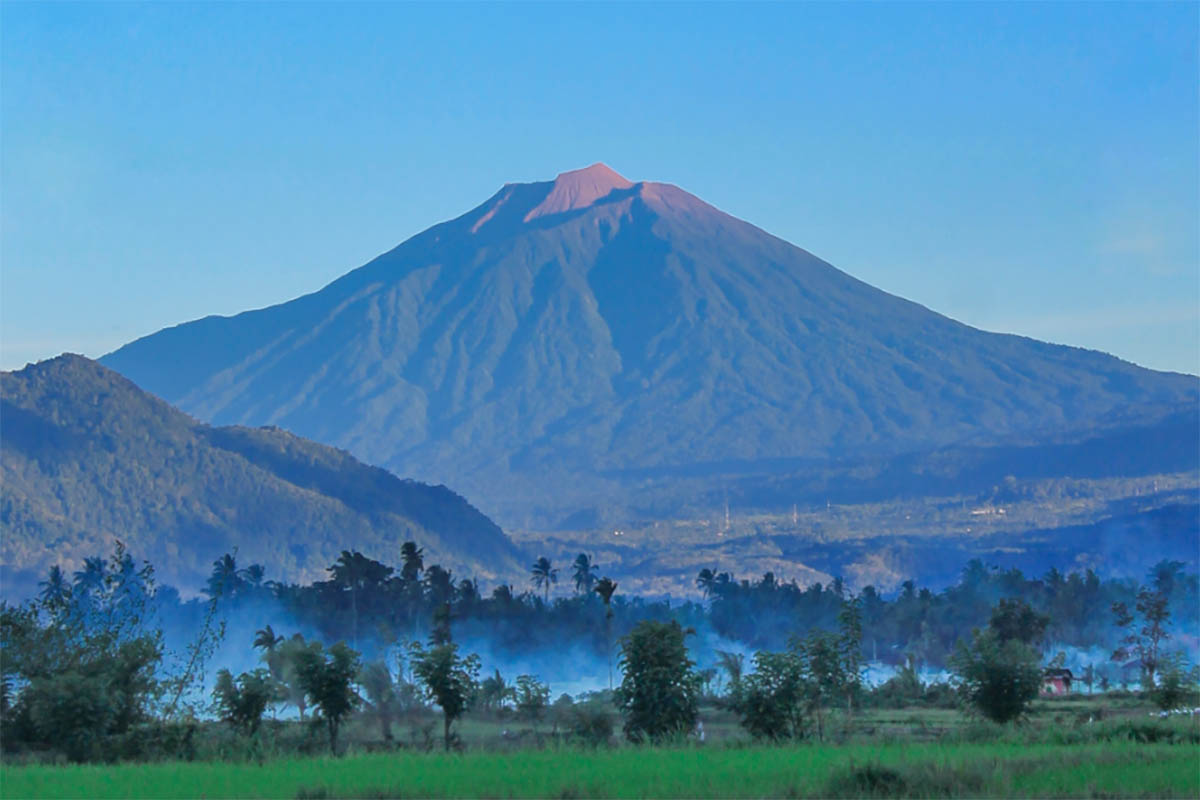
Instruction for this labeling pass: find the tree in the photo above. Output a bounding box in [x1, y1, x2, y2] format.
[591, 576, 619, 690]
[251, 625, 286, 717]
[837, 597, 865, 715]
[1151, 654, 1198, 711]
[71, 556, 106, 600]
[205, 553, 243, 600]
[409, 641, 480, 751]
[874, 655, 926, 708]
[530, 557, 558, 602]
[399, 541, 425, 584]
[715, 650, 745, 701]
[797, 630, 845, 741]
[253, 624, 284, 653]
[1112, 584, 1171, 688]
[327, 550, 393, 651]
[696, 568, 716, 599]
[550, 692, 575, 735]
[239, 564, 266, 591]
[359, 660, 399, 742]
[572, 554, 598, 594]
[212, 668, 273, 738]
[989, 598, 1049, 646]
[37, 566, 71, 611]
[949, 628, 1041, 724]
[614, 620, 701, 743]
[273, 634, 312, 720]
[293, 641, 361, 755]
[514, 674, 550, 734]
[733, 649, 807, 741]
[4, 545, 164, 762]
[478, 669, 514, 711]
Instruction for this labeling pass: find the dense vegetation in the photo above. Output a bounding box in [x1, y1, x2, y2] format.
[2, 540, 1196, 767]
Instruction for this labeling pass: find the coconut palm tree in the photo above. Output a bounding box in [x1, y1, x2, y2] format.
[253, 624, 284, 653]
[205, 553, 241, 599]
[38, 565, 71, 610]
[530, 557, 558, 603]
[72, 556, 106, 596]
[572, 553, 598, 594]
[240, 564, 266, 591]
[399, 541, 425, 583]
[252, 624, 287, 717]
[696, 568, 716, 599]
[328, 550, 394, 651]
[593, 577, 618, 690]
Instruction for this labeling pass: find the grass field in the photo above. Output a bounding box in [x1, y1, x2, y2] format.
[3, 739, 1198, 799]
[3, 697, 1197, 799]
[4, 717, 1199, 800]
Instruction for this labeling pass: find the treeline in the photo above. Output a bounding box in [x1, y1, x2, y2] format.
[190, 546, 1199, 672]
[2, 540, 1198, 765]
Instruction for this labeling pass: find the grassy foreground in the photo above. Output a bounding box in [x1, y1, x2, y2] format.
[3, 739, 1198, 799]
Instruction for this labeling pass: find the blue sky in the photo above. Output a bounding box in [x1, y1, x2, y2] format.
[3, 2, 1197, 374]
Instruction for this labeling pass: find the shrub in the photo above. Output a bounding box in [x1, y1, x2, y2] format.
[823, 761, 988, 798]
[569, 702, 615, 747]
[733, 649, 807, 741]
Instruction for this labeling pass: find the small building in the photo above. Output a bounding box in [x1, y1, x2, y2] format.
[1042, 668, 1073, 695]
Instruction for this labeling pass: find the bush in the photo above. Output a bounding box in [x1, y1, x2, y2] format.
[823, 761, 988, 798]
[1151, 657, 1199, 711]
[568, 702, 615, 747]
[733, 649, 807, 741]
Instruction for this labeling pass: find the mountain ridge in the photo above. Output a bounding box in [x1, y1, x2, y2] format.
[1, 354, 522, 595]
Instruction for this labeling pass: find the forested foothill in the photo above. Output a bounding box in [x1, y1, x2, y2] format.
[2, 541, 1197, 772]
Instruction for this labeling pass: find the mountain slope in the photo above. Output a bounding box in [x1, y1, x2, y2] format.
[102, 164, 1198, 524]
[1, 355, 521, 593]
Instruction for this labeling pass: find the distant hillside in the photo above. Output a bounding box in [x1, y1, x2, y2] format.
[1, 355, 522, 595]
[102, 164, 1198, 526]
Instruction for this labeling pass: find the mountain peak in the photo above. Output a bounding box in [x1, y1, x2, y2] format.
[525, 163, 634, 221]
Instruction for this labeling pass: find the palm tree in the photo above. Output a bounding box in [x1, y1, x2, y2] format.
[38, 565, 71, 610]
[277, 634, 313, 721]
[491, 584, 516, 609]
[530, 557, 558, 603]
[254, 624, 284, 653]
[400, 542, 425, 583]
[205, 553, 241, 599]
[328, 550, 393, 651]
[253, 624, 286, 718]
[593, 577, 618, 690]
[73, 556, 106, 596]
[695, 568, 716, 599]
[572, 554, 598, 594]
[240, 564, 266, 590]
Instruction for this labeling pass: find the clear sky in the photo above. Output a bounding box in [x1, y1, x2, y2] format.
[3, 2, 1197, 374]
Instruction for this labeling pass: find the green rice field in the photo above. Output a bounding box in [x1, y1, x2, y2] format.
[3, 738, 1198, 799]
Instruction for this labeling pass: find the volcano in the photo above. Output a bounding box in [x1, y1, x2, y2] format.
[102, 164, 1198, 525]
